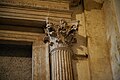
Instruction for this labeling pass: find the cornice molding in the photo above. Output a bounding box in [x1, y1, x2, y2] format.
[0, 5, 72, 24]
[0, 30, 45, 43]
[0, 0, 70, 10]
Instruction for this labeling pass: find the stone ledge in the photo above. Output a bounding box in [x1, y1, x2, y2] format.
[0, 6, 72, 24]
[0, 0, 70, 10]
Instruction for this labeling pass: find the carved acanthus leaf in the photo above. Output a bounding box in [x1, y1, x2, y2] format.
[43, 19, 80, 46]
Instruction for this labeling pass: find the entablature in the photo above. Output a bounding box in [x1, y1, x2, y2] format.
[0, 6, 72, 25]
[0, 0, 70, 10]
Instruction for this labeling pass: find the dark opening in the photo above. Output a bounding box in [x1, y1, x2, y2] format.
[0, 40, 32, 80]
[0, 17, 46, 33]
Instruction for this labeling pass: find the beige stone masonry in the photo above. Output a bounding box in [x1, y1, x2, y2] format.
[0, 0, 70, 10]
[0, 30, 50, 80]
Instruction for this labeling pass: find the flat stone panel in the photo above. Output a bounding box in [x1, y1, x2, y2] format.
[72, 60, 90, 80]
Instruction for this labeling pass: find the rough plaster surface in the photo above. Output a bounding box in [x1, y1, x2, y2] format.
[103, 0, 120, 80]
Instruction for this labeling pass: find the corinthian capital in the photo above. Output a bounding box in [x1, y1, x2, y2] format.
[44, 19, 80, 46]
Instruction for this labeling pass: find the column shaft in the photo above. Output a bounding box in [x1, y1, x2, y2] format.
[50, 49, 73, 80]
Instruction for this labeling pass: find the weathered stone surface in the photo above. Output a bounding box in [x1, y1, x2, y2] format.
[0, 30, 49, 80]
[114, 0, 120, 32]
[0, 0, 69, 10]
[84, 0, 113, 80]
[0, 6, 72, 23]
[103, 0, 120, 80]
[71, 4, 90, 80]
[0, 0, 120, 80]
[72, 60, 90, 80]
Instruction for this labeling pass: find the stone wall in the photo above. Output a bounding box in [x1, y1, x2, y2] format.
[83, 0, 113, 80]
[68, 0, 120, 80]
[1, 0, 120, 80]
[103, 0, 120, 80]
[114, 0, 120, 32]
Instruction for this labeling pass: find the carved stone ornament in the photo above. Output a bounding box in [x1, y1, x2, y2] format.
[43, 19, 80, 80]
[43, 19, 80, 46]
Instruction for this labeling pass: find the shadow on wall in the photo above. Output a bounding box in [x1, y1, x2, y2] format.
[72, 33, 88, 80]
[72, 33, 88, 58]
[84, 0, 104, 11]
[0, 44, 32, 58]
